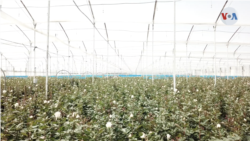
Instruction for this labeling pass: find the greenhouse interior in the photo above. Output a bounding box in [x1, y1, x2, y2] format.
[0, 0, 250, 140]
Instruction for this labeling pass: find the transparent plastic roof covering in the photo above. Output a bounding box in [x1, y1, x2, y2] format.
[0, 0, 250, 76]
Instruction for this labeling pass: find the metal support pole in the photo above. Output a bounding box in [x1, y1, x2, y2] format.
[92, 23, 95, 84]
[68, 41, 70, 78]
[227, 45, 228, 80]
[214, 26, 216, 86]
[45, 0, 50, 99]
[173, 1, 176, 93]
[152, 25, 154, 83]
[33, 23, 37, 83]
[146, 24, 150, 81]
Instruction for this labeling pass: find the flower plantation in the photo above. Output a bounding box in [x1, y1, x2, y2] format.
[1, 77, 250, 140]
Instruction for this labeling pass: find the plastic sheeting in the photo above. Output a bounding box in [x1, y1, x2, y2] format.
[0, 0, 250, 76]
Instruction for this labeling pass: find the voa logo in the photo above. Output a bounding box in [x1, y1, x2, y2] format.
[220, 7, 238, 25]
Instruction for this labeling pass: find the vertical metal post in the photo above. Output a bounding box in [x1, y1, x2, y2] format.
[46, 0, 50, 99]
[33, 23, 37, 83]
[68, 41, 70, 78]
[106, 44, 108, 78]
[104, 23, 109, 79]
[186, 45, 188, 81]
[50, 56, 51, 76]
[242, 66, 244, 76]
[92, 23, 95, 84]
[214, 26, 216, 86]
[173, 1, 176, 93]
[152, 24, 154, 83]
[57, 51, 58, 76]
[237, 59, 239, 77]
[230, 67, 231, 77]
[227, 45, 228, 80]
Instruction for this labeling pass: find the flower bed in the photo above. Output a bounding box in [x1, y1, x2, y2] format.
[1, 77, 250, 140]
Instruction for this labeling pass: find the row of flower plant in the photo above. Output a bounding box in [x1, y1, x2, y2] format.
[1, 77, 250, 140]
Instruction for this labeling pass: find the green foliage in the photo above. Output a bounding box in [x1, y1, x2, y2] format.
[1, 77, 250, 140]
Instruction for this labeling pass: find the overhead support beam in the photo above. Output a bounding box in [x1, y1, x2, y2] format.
[146, 24, 150, 41]
[188, 53, 191, 58]
[94, 49, 97, 55]
[185, 25, 194, 81]
[234, 45, 241, 56]
[226, 26, 240, 79]
[0, 11, 86, 54]
[22, 44, 30, 53]
[59, 22, 70, 75]
[88, 0, 95, 24]
[186, 25, 194, 45]
[114, 41, 117, 52]
[52, 42, 58, 53]
[52, 42, 58, 74]
[16, 25, 31, 44]
[203, 44, 208, 55]
[0, 53, 14, 69]
[72, 0, 122, 62]
[237, 54, 241, 60]
[104, 23, 109, 42]
[20, 0, 35, 22]
[152, 0, 158, 25]
[136, 42, 144, 73]
[215, 0, 228, 26]
[4, 20, 250, 27]
[227, 27, 241, 46]
[82, 41, 87, 52]
[59, 23, 70, 42]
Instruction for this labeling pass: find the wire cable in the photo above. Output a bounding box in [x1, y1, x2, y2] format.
[2, 1, 173, 9]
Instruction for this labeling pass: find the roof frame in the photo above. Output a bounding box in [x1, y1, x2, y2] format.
[203, 44, 208, 55]
[59, 22, 70, 43]
[234, 45, 241, 56]
[227, 27, 241, 46]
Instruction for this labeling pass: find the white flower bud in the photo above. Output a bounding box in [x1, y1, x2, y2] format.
[14, 103, 19, 108]
[140, 132, 146, 139]
[54, 111, 61, 120]
[106, 121, 112, 128]
[167, 134, 171, 140]
[198, 108, 202, 112]
[130, 113, 133, 118]
[128, 134, 132, 138]
[216, 124, 221, 128]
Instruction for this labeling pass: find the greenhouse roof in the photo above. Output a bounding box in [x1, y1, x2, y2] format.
[0, 0, 250, 75]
